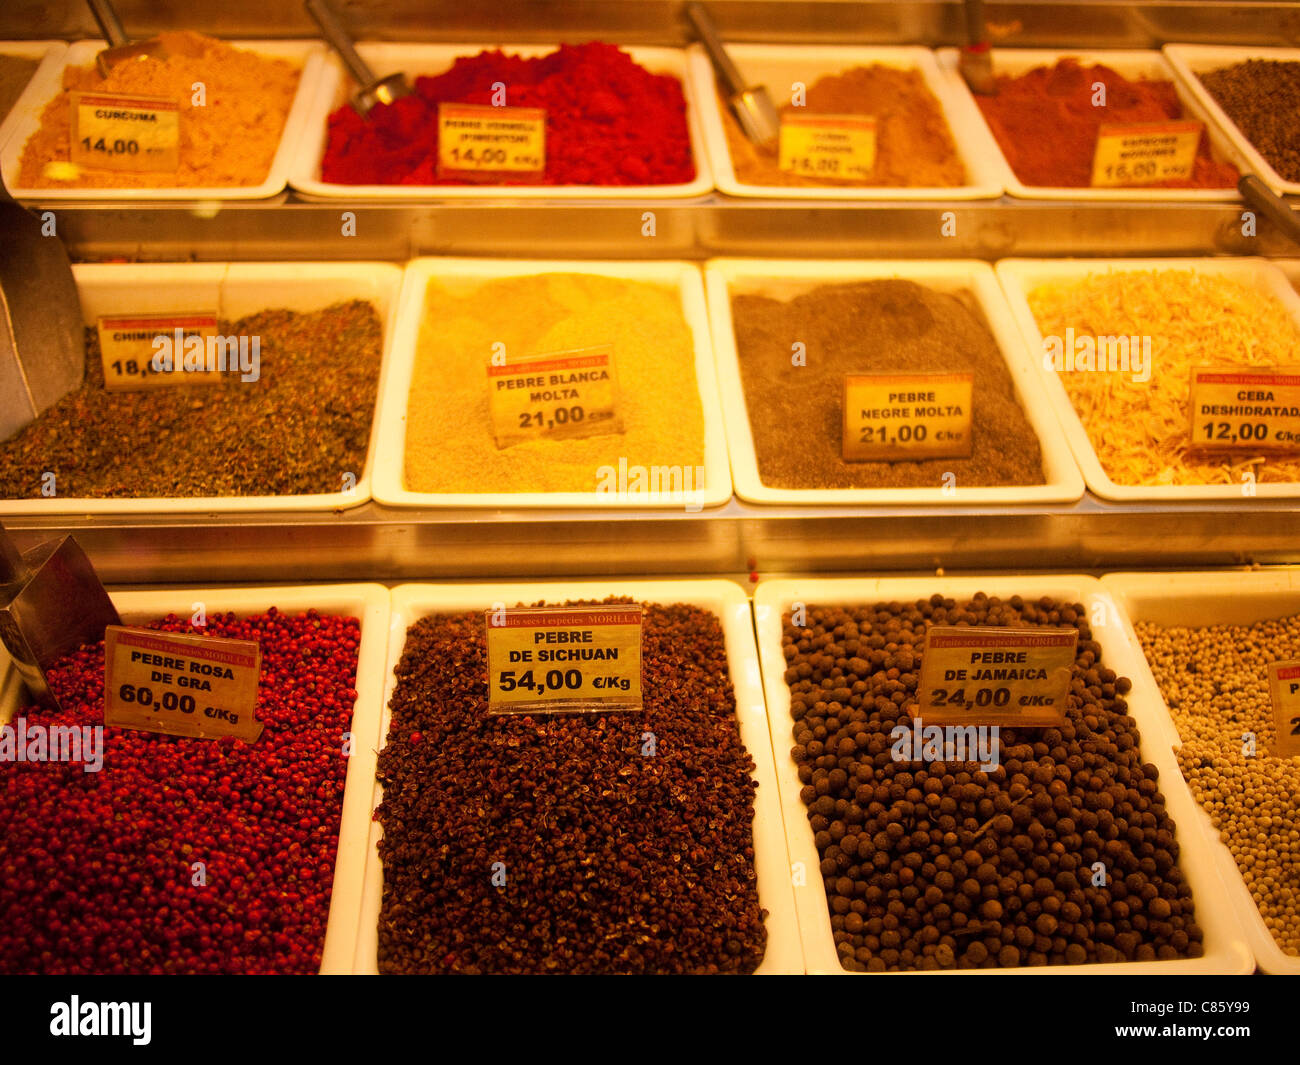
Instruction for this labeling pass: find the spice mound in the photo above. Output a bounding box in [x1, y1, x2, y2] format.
[17, 31, 300, 189]
[1028, 269, 1300, 486]
[376, 600, 767, 974]
[0, 300, 383, 499]
[404, 273, 705, 494]
[730, 279, 1044, 489]
[320, 42, 694, 186]
[1136, 611, 1300, 957]
[782, 593, 1203, 971]
[974, 58, 1237, 188]
[0, 608, 361, 975]
[1199, 59, 1300, 184]
[723, 64, 965, 187]
[0, 53, 39, 124]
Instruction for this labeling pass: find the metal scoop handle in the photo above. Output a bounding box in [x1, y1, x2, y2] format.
[304, 0, 382, 88]
[686, 2, 746, 98]
[86, 0, 130, 48]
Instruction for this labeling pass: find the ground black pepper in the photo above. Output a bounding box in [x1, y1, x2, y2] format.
[1199, 60, 1300, 183]
[731, 280, 1045, 489]
[0, 301, 382, 498]
[375, 599, 767, 974]
[782, 593, 1202, 971]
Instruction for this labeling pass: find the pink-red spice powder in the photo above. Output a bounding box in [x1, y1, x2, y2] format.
[0, 608, 360, 975]
[320, 42, 695, 186]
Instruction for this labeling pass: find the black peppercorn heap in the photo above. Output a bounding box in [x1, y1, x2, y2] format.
[376, 599, 767, 974]
[782, 593, 1202, 971]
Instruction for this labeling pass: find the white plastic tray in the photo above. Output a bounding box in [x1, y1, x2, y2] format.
[1102, 568, 1300, 975]
[996, 256, 1300, 501]
[0, 260, 403, 515]
[290, 43, 712, 200]
[0, 41, 66, 158]
[704, 258, 1085, 505]
[0, 40, 324, 200]
[1165, 44, 1300, 197]
[0, 582, 392, 975]
[935, 48, 1247, 201]
[686, 44, 1002, 200]
[753, 574, 1254, 974]
[355, 579, 802, 974]
[370, 258, 732, 509]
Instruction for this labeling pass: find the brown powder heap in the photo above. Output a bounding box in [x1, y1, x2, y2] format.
[730, 279, 1044, 489]
[0, 300, 382, 498]
[17, 31, 299, 189]
[376, 600, 767, 974]
[723, 65, 966, 187]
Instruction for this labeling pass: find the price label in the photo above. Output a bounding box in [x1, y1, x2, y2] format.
[1187, 366, 1300, 454]
[1267, 661, 1300, 758]
[778, 113, 877, 181]
[842, 372, 973, 462]
[437, 103, 545, 179]
[1090, 120, 1201, 187]
[70, 92, 180, 172]
[96, 314, 222, 391]
[485, 605, 643, 715]
[104, 626, 263, 743]
[488, 343, 623, 449]
[916, 626, 1077, 726]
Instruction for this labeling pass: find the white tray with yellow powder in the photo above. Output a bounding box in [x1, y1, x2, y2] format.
[704, 258, 1085, 505]
[687, 44, 1002, 200]
[370, 259, 731, 509]
[0, 260, 403, 515]
[996, 257, 1300, 501]
[936, 48, 1248, 202]
[356, 579, 802, 974]
[753, 574, 1254, 974]
[0, 582, 391, 975]
[289, 43, 712, 199]
[0, 37, 325, 200]
[0, 41, 65, 158]
[1102, 569, 1300, 974]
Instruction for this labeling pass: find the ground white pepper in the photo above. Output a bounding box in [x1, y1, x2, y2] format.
[404, 274, 704, 494]
[1135, 612, 1300, 956]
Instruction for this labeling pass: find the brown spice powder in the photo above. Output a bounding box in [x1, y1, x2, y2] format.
[731, 279, 1045, 489]
[17, 31, 299, 189]
[723, 65, 966, 188]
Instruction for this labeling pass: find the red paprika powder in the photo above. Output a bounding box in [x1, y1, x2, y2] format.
[320, 42, 695, 186]
[975, 58, 1238, 188]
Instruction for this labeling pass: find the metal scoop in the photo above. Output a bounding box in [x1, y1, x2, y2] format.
[0, 524, 120, 710]
[0, 188, 85, 443]
[959, 0, 998, 96]
[686, 2, 779, 150]
[87, 0, 170, 78]
[305, 0, 413, 117]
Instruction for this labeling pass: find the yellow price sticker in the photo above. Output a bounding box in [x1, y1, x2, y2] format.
[70, 92, 180, 172]
[1267, 661, 1300, 758]
[437, 103, 546, 179]
[487, 344, 623, 449]
[96, 313, 222, 391]
[842, 372, 973, 462]
[485, 605, 643, 714]
[104, 626, 264, 743]
[916, 626, 1078, 727]
[1090, 120, 1201, 187]
[1187, 366, 1300, 454]
[778, 113, 877, 181]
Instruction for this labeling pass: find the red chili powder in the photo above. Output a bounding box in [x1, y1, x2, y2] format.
[975, 58, 1239, 188]
[320, 42, 695, 186]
